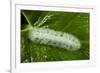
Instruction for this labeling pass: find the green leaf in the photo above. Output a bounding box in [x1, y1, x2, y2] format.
[21, 10, 90, 63]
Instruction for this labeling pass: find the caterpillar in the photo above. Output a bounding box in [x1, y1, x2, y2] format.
[28, 27, 81, 51]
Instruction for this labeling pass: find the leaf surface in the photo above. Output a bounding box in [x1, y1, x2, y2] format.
[21, 10, 90, 62]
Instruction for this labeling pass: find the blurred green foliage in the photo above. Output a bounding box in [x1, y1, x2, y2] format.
[21, 10, 89, 63]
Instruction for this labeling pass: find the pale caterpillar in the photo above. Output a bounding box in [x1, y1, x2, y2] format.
[28, 27, 81, 51]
